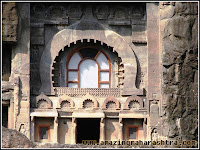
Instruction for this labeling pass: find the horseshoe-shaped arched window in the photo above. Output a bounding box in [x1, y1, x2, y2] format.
[66, 47, 111, 88]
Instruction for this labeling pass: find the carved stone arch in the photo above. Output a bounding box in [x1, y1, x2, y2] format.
[103, 96, 120, 110]
[45, 4, 67, 19]
[39, 20, 140, 95]
[80, 93, 98, 109]
[36, 92, 52, 109]
[57, 95, 75, 109]
[95, 4, 109, 20]
[124, 95, 143, 110]
[109, 6, 130, 20]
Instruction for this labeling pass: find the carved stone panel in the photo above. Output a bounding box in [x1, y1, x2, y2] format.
[108, 6, 131, 26]
[129, 4, 145, 20]
[150, 100, 159, 126]
[68, 4, 82, 19]
[45, 4, 68, 25]
[57, 95, 75, 109]
[103, 96, 120, 110]
[36, 92, 52, 108]
[95, 5, 109, 20]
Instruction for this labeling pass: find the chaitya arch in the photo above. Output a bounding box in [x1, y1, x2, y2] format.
[39, 21, 140, 95]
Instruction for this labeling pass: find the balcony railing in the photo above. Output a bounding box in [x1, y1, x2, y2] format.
[54, 87, 121, 97]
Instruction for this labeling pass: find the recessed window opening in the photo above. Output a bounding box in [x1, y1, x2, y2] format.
[67, 47, 111, 88]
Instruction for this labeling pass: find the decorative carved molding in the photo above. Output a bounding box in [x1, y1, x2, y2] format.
[124, 95, 143, 110]
[80, 93, 98, 109]
[95, 5, 109, 20]
[55, 87, 121, 97]
[36, 92, 52, 109]
[57, 95, 75, 109]
[103, 96, 120, 110]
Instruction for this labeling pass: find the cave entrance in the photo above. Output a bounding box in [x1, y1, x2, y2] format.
[76, 118, 100, 144]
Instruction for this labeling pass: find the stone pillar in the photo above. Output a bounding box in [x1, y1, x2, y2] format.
[146, 2, 161, 111]
[8, 99, 14, 129]
[30, 116, 35, 141]
[146, 2, 161, 140]
[53, 117, 58, 143]
[118, 118, 123, 141]
[71, 117, 77, 144]
[100, 118, 105, 142]
[143, 118, 147, 140]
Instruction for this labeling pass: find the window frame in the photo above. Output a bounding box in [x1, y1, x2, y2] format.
[126, 125, 139, 140]
[38, 125, 50, 141]
[66, 46, 111, 88]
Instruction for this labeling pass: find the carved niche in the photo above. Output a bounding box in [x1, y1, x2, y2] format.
[36, 92, 53, 109]
[83, 99, 94, 109]
[108, 6, 131, 26]
[150, 100, 159, 126]
[129, 4, 145, 20]
[31, 3, 45, 17]
[151, 128, 158, 141]
[17, 122, 29, 137]
[57, 95, 75, 109]
[103, 96, 120, 110]
[128, 100, 140, 109]
[80, 93, 98, 109]
[68, 4, 82, 19]
[95, 5, 109, 20]
[124, 95, 143, 110]
[45, 4, 68, 25]
[106, 101, 117, 110]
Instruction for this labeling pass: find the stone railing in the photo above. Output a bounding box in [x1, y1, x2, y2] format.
[54, 87, 121, 97]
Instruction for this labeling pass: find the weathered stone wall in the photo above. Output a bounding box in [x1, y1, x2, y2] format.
[9, 3, 31, 139]
[160, 2, 198, 142]
[2, 2, 18, 42]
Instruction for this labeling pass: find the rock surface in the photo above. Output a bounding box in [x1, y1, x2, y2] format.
[161, 2, 198, 142]
[2, 2, 18, 42]
[2, 126, 36, 148]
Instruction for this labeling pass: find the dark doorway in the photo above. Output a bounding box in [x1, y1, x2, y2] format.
[76, 118, 100, 143]
[2, 106, 8, 128]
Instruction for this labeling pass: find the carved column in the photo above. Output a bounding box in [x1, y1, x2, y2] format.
[143, 118, 147, 140]
[30, 116, 35, 141]
[13, 77, 20, 129]
[53, 117, 58, 143]
[100, 118, 105, 142]
[71, 117, 77, 144]
[8, 99, 14, 129]
[118, 118, 123, 141]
